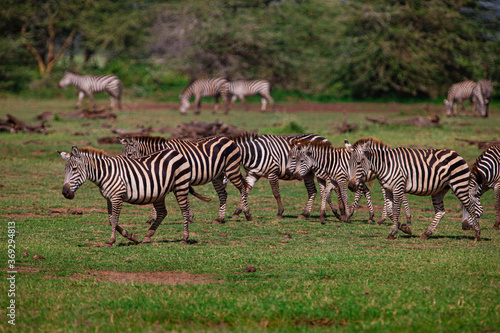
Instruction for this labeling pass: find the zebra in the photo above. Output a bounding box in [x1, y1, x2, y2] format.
[345, 137, 482, 241]
[58, 146, 193, 246]
[472, 80, 494, 117]
[287, 139, 412, 225]
[179, 78, 230, 115]
[467, 145, 500, 230]
[443, 80, 476, 117]
[226, 132, 334, 220]
[227, 80, 275, 112]
[119, 135, 252, 224]
[58, 71, 123, 110]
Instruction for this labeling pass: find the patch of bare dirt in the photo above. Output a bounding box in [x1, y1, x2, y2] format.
[67, 270, 223, 286]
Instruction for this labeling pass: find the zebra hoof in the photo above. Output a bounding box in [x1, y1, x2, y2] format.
[400, 226, 412, 235]
[245, 214, 253, 221]
[462, 220, 472, 230]
[420, 233, 429, 240]
[298, 214, 307, 219]
[387, 234, 396, 240]
[232, 214, 240, 219]
[212, 220, 222, 225]
[142, 237, 151, 244]
[276, 214, 283, 220]
[180, 239, 188, 245]
[367, 219, 374, 224]
[493, 225, 499, 231]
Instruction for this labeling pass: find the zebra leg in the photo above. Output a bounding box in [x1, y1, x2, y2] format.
[421, 190, 447, 239]
[76, 91, 85, 109]
[337, 179, 351, 223]
[87, 92, 97, 109]
[268, 174, 285, 219]
[143, 200, 168, 243]
[377, 187, 389, 225]
[233, 173, 258, 218]
[494, 183, 500, 230]
[299, 173, 317, 218]
[386, 190, 403, 239]
[357, 183, 375, 223]
[324, 181, 342, 220]
[106, 199, 138, 246]
[145, 207, 156, 225]
[260, 97, 266, 112]
[213, 95, 220, 114]
[222, 92, 230, 114]
[402, 193, 412, 227]
[194, 94, 202, 115]
[212, 177, 228, 224]
[317, 178, 329, 224]
[239, 96, 248, 111]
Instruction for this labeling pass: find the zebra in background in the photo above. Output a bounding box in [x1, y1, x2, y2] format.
[119, 135, 252, 224]
[467, 145, 500, 230]
[58, 71, 122, 110]
[287, 139, 412, 225]
[345, 137, 482, 241]
[227, 79, 275, 112]
[58, 146, 193, 246]
[179, 78, 230, 115]
[226, 132, 333, 220]
[444, 80, 476, 117]
[472, 80, 494, 117]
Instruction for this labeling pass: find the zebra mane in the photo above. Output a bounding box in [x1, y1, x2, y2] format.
[289, 139, 335, 150]
[128, 135, 168, 144]
[352, 137, 389, 149]
[226, 131, 259, 143]
[78, 147, 109, 157]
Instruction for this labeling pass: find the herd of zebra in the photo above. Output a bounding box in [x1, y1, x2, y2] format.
[59, 71, 274, 114]
[59, 132, 499, 247]
[58, 71, 494, 118]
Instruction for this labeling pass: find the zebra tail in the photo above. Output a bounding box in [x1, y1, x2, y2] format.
[189, 186, 211, 202]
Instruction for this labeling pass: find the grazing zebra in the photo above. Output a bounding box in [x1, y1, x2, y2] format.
[287, 139, 412, 225]
[345, 137, 482, 241]
[472, 80, 494, 117]
[179, 78, 230, 115]
[119, 135, 252, 224]
[226, 132, 333, 220]
[58, 146, 193, 246]
[444, 80, 476, 117]
[58, 71, 123, 110]
[227, 80, 275, 112]
[467, 145, 500, 230]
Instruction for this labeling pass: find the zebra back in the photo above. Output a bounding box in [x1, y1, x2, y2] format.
[180, 78, 229, 100]
[59, 71, 122, 96]
[228, 80, 271, 96]
[470, 145, 500, 188]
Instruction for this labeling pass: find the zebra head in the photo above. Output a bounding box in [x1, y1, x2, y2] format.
[462, 169, 484, 230]
[292, 144, 314, 180]
[443, 99, 453, 117]
[345, 139, 371, 190]
[118, 137, 141, 159]
[58, 146, 88, 200]
[285, 141, 301, 176]
[58, 71, 73, 88]
[179, 94, 190, 114]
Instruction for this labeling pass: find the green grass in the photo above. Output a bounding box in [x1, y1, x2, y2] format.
[0, 96, 499, 332]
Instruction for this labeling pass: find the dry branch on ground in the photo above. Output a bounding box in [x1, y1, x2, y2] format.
[455, 138, 500, 150]
[0, 114, 48, 134]
[366, 115, 440, 127]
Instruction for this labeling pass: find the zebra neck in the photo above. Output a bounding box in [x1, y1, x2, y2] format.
[83, 155, 110, 185]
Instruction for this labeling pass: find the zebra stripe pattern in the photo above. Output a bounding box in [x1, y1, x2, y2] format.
[472, 80, 494, 117]
[58, 146, 192, 246]
[179, 78, 230, 115]
[469, 145, 500, 230]
[345, 137, 481, 240]
[443, 80, 476, 117]
[58, 71, 122, 110]
[226, 132, 329, 219]
[119, 135, 252, 223]
[228, 79, 275, 111]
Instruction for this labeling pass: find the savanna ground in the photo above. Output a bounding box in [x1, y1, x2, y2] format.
[0, 95, 499, 332]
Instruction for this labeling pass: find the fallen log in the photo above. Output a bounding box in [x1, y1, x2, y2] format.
[455, 138, 500, 150]
[366, 115, 440, 127]
[64, 108, 117, 120]
[0, 114, 49, 134]
[111, 126, 152, 136]
[333, 112, 358, 133]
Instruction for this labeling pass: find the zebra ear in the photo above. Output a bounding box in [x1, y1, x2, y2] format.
[71, 146, 80, 158]
[125, 137, 133, 144]
[57, 151, 71, 160]
[344, 139, 353, 152]
[117, 136, 127, 145]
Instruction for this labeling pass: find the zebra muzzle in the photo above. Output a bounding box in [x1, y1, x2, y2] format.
[62, 183, 75, 200]
[348, 179, 357, 192]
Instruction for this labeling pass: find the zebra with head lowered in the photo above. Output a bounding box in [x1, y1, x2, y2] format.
[179, 78, 230, 115]
[467, 145, 500, 230]
[287, 139, 412, 225]
[444, 80, 476, 117]
[228, 79, 275, 112]
[472, 80, 494, 118]
[119, 135, 252, 224]
[58, 71, 123, 110]
[226, 132, 336, 220]
[345, 137, 482, 241]
[58, 146, 193, 246]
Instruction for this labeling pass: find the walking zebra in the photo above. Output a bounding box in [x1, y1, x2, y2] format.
[444, 80, 476, 117]
[119, 135, 252, 224]
[287, 139, 412, 225]
[226, 132, 332, 220]
[58, 71, 122, 110]
[179, 78, 229, 115]
[472, 80, 494, 117]
[467, 145, 500, 230]
[345, 137, 482, 241]
[228, 80, 275, 112]
[58, 146, 193, 246]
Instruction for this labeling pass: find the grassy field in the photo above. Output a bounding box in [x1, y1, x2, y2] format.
[1, 96, 499, 332]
